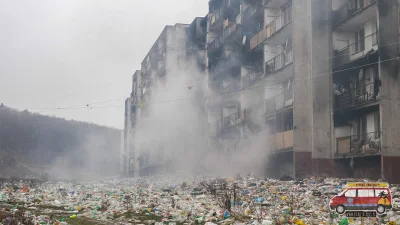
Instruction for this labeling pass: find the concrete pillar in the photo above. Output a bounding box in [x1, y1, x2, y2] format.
[292, 0, 313, 178]
[377, 0, 400, 183]
[310, 0, 336, 177]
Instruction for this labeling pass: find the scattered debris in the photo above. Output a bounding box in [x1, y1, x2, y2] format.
[0, 175, 399, 224]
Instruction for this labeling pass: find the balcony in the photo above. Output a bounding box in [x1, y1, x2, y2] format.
[209, 9, 224, 31]
[334, 82, 379, 111]
[336, 131, 381, 155]
[265, 89, 293, 115]
[249, 4, 292, 50]
[209, 90, 240, 109]
[241, 72, 264, 88]
[333, 0, 376, 29]
[211, 52, 241, 77]
[241, 0, 270, 24]
[222, 111, 242, 129]
[267, 130, 293, 151]
[208, 37, 222, 56]
[223, 22, 240, 41]
[249, 27, 266, 51]
[333, 32, 378, 68]
[210, 78, 240, 92]
[265, 48, 293, 75]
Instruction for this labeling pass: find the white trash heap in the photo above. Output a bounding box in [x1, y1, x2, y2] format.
[0, 174, 399, 225]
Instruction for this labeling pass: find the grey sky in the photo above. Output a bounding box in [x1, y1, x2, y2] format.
[0, 0, 208, 129]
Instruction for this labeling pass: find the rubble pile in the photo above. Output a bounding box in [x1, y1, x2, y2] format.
[0, 174, 399, 225]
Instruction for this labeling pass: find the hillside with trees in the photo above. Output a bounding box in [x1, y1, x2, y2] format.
[0, 104, 120, 180]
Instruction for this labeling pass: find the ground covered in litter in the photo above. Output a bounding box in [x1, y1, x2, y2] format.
[0, 174, 400, 225]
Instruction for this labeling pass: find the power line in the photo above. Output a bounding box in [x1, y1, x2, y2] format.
[34, 98, 124, 113]
[219, 52, 399, 95]
[25, 97, 194, 114]
[220, 34, 400, 95]
[17, 36, 400, 113]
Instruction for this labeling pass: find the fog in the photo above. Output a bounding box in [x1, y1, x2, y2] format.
[132, 42, 272, 179]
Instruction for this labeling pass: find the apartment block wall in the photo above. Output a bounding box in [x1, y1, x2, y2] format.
[378, 0, 400, 183]
[121, 0, 400, 181]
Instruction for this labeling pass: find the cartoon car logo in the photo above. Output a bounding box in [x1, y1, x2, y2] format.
[329, 182, 392, 215]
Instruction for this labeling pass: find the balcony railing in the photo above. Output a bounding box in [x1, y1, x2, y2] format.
[334, 82, 379, 111]
[267, 130, 293, 151]
[265, 89, 293, 115]
[241, 72, 264, 88]
[333, 0, 376, 27]
[223, 111, 241, 129]
[333, 32, 378, 68]
[208, 37, 222, 55]
[249, 27, 267, 51]
[265, 48, 293, 75]
[220, 79, 240, 93]
[210, 9, 224, 27]
[241, 0, 270, 23]
[223, 23, 238, 40]
[336, 131, 381, 155]
[250, 4, 292, 50]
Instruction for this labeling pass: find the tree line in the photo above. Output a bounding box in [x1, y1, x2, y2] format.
[0, 104, 121, 178]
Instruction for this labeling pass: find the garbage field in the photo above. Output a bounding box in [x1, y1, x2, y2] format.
[0, 174, 400, 225]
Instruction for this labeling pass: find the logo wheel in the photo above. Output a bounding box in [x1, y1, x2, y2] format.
[336, 205, 345, 214]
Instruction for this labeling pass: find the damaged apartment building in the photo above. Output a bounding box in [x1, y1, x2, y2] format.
[123, 0, 400, 183]
[122, 18, 207, 177]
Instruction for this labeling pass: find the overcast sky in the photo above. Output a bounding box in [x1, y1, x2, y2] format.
[0, 0, 208, 129]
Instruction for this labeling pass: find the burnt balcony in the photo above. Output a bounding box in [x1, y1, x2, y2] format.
[333, 32, 378, 68]
[221, 80, 241, 93]
[241, 71, 264, 88]
[223, 22, 240, 42]
[336, 131, 381, 156]
[334, 82, 379, 111]
[208, 37, 223, 56]
[241, 0, 270, 24]
[222, 111, 242, 129]
[209, 8, 224, 31]
[249, 4, 292, 50]
[333, 0, 376, 29]
[224, 0, 241, 8]
[211, 52, 241, 77]
[211, 78, 240, 93]
[265, 48, 293, 75]
[265, 89, 293, 115]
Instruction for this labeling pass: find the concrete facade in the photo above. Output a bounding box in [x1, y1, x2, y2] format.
[122, 19, 207, 177]
[121, 0, 400, 182]
[377, 0, 400, 183]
